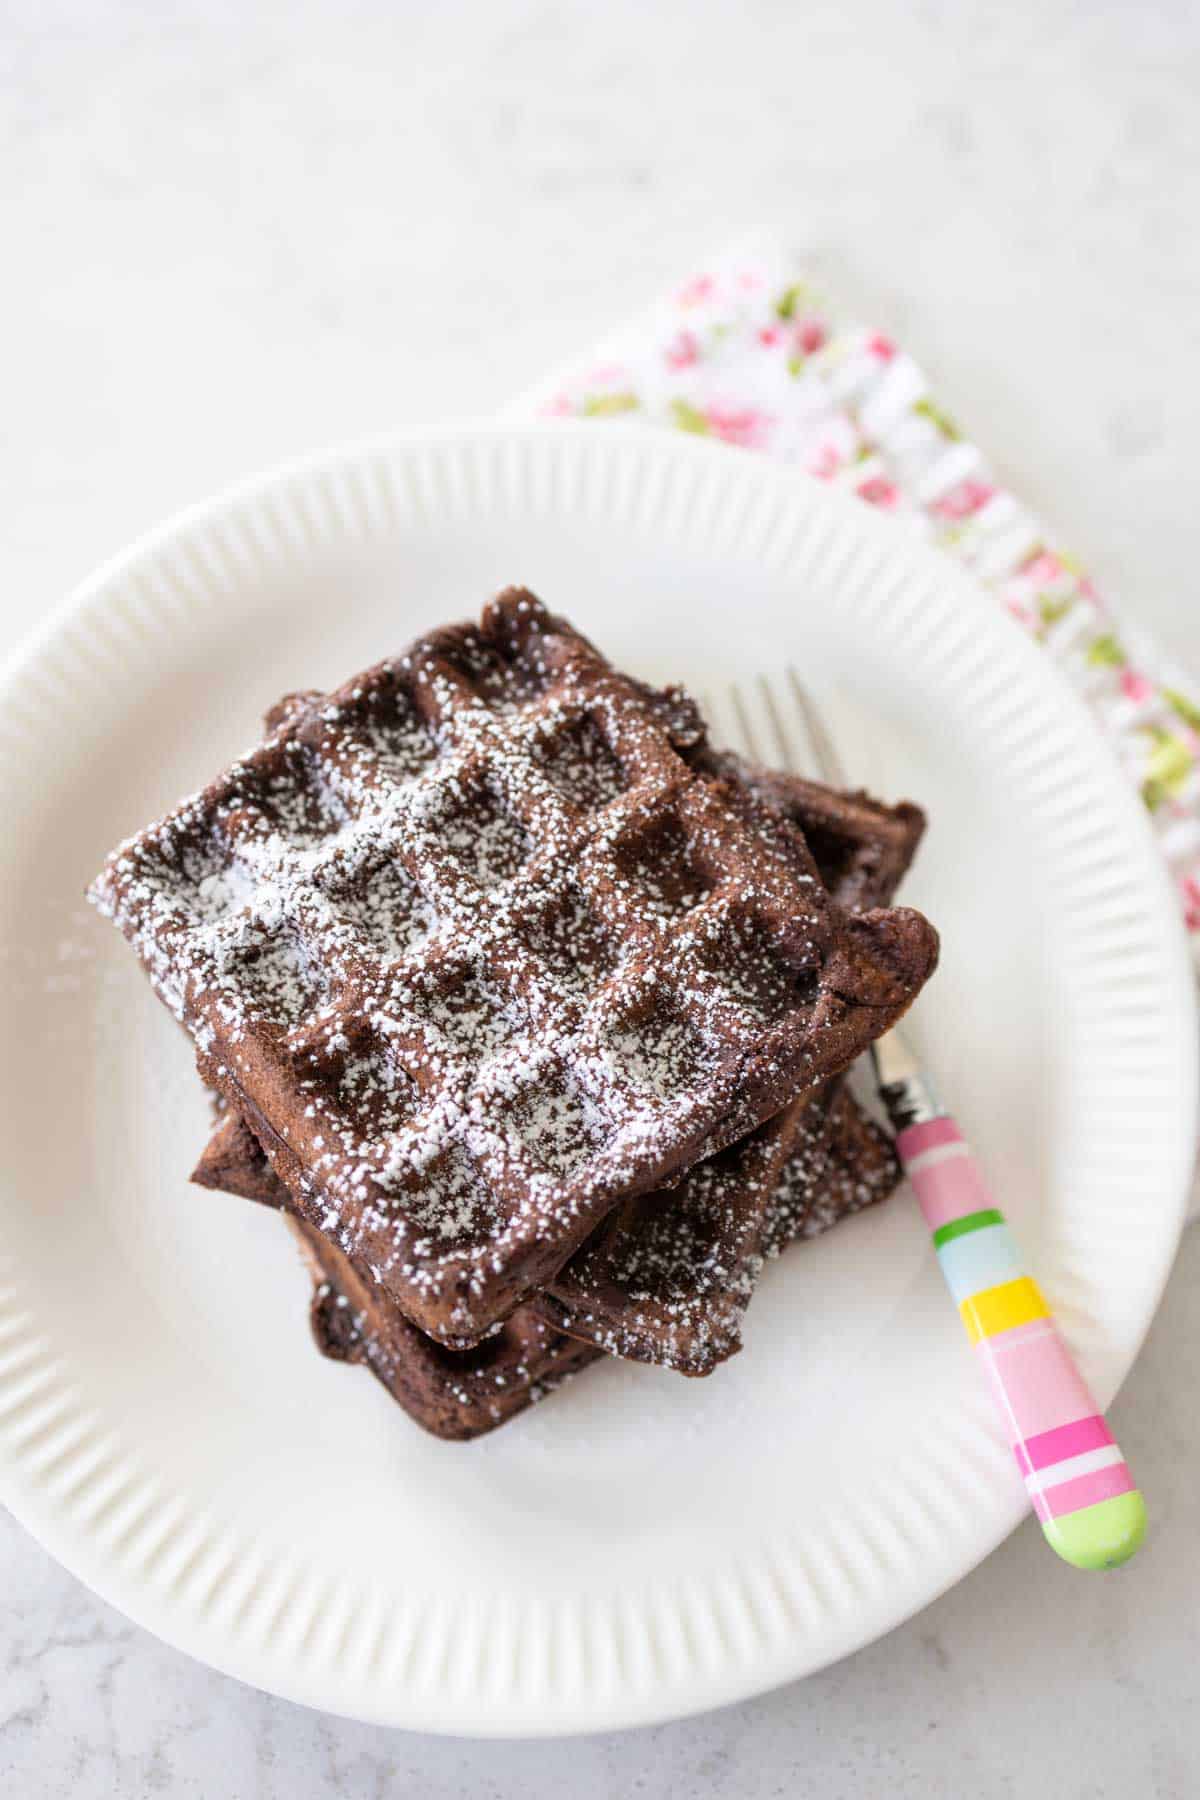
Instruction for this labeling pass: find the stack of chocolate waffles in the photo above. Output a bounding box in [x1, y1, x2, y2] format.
[91, 591, 938, 1440]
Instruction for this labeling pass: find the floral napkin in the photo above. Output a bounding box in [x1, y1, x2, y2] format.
[512, 244, 1200, 961]
[513, 244, 1200, 1219]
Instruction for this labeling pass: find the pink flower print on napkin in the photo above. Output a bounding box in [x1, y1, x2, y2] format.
[933, 478, 996, 521]
[1184, 875, 1200, 934]
[665, 330, 701, 371]
[668, 400, 774, 449]
[807, 444, 844, 479]
[1023, 550, 1068, 586]
[794, 318, 827, 356]
[1121, 668, 1154, 705]
[583, 363, 628, 388]
[676, 273, 716, 308]
[704, 405, 774, 449]
[802, 415, 860, 481]
[857, 474, 902, 510]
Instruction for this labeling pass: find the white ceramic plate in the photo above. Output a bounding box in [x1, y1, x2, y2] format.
[0, 425, 1193, 1735]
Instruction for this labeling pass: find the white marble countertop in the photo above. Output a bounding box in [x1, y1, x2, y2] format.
[3, 3, 1199, 1794]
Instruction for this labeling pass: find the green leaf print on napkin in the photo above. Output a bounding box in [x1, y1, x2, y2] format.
[774, 283, 806, 321]
[670, 399, 710, 435]
[1165, 688, 1200, 732]
[1087, 633, 1126, 668]
[1141, 728, 1193, 812]
[581, 392, 639, 417]
[914, 398, 961, 440]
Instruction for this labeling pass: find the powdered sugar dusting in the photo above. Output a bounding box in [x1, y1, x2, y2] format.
[91, 591, 934, 1344]
[601, 1006, 712, 1101]
[547, 1085, 901, 1374]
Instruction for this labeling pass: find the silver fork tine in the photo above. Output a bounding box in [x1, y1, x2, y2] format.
[786, 665, 849, 789]
[725, 672, 851, 790]
[728, 682, 766, 764]
[757, 673, 801, 774]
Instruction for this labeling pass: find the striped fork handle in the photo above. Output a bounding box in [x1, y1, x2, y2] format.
[899, 1117, 1146, 1569]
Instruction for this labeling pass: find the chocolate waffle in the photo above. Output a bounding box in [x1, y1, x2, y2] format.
[291, 1221, 602, 1443]
[698, 754, 926, 918]
[195, 1110, 601, 1439]
[193, 1091, 894, 1430]
[198, 767, 920, 1376]
[93, 591, 938, 1345]
[533, 1080, 899, 1371]
[535, 762, 920, 1372]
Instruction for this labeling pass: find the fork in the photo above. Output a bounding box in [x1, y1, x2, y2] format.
[718, 670, 1146, 1571]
